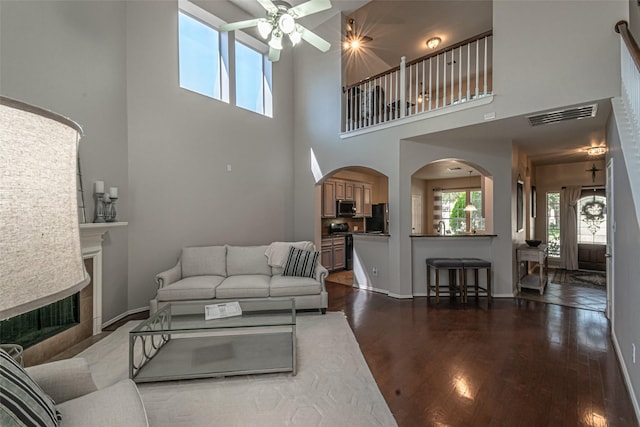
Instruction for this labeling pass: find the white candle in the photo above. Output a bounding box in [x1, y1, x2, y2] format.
[109, 187, 118, 198]
[95, 181, 104, 194]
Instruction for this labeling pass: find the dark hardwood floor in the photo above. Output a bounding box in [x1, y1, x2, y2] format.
[326, 281, 638, 427]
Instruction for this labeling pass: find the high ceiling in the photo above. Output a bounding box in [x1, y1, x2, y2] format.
[226, 0, 611, 174]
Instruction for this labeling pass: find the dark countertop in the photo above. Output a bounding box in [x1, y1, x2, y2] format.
[352, 232, 390, 237]
[410, 234, 497, 238]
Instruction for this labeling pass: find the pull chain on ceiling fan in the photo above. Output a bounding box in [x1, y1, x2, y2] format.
[220, 0, 332, 62]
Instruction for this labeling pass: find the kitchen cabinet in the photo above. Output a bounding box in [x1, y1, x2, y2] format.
[322, 181, 336, 218]
[363, 184, 372, 217]
[335, 180, 345, 200]
[517, 244, 548, 295]
[345, 182, 354, 200]
[322, 178, 372, 218]
[321, 236, 345, 271]
[353, 183, 373, 218]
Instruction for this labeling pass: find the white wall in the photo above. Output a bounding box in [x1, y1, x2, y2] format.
[492, 0, 626, 118]
[607, 107, 640, 417]
[0, 0, 130, 323]
[630, 0, 639, 38]
[125, 0, 296, 310]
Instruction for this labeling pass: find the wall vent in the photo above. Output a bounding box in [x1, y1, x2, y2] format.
[527, 104, 597, 127]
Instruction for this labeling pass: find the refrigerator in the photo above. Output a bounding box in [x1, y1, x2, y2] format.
[366, 203, 389, 233]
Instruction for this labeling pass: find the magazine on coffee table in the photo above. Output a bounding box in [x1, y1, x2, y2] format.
[204, 302, 242, 320]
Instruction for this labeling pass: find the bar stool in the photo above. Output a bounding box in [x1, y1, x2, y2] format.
[426, 258, 465, 303]
[461, 258, 492, 305]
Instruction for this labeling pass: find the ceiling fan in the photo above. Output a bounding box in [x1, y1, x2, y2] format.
[220, 0, 332, 62]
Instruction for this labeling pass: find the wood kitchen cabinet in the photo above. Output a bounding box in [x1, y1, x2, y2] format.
[322, 181, 336, 218]
[335, 180, 345, 200]
[353, 183, 373, 218]
[321, 236, 345, 271]
[345, 182, 354, 200]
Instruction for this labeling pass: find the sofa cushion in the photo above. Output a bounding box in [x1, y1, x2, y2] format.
[215, 275, 270, 299]
[269, 275, 322, 297]
[226, 245, 271, 276]
[57, 380, 148, 427]
[156, 276, 224, 301]
[181, 246, 227, 278]
[282, 247, 319, 278]
[0, 348, 60, 427]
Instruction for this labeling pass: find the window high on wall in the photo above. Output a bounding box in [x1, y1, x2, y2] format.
[235, 41, 273, 117]
[178, 0, 272, 117]
[179, 11, 224, 100]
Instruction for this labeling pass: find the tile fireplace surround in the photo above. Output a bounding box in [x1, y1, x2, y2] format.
[22, 222, 127, 366]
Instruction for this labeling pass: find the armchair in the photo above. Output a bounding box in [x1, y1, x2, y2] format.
[26, 358, 148, 427]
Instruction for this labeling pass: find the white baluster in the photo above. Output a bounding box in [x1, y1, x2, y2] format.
[400, 56, 406, 118]
[436, 54, 440, 109]
[475, 40, 479, 98]
[458, 47, 462, 102]
[467, 43, 471, 101]
[484, 36, 488, 95]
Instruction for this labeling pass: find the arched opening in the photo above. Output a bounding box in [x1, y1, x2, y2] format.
[316, 167, 389, 286]
[411, 159, 493, 235]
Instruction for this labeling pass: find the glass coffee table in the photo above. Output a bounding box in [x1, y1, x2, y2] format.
[129, 298, 296, 383]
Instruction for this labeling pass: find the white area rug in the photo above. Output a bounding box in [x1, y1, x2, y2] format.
[77, 312, 397, 427]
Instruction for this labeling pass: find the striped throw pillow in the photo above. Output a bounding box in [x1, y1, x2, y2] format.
[0, 349, 60, 427]
[282, 247, 319, 278]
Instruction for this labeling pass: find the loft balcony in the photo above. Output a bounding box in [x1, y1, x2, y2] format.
[342, 31, 493, 135]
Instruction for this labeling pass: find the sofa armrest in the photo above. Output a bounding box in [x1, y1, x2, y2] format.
[155, 261, 181, 289]
[25, 358, 98, 404]
[316, 264, 329, 291]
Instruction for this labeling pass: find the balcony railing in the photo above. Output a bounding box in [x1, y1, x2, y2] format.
[343, 31, 493, 133]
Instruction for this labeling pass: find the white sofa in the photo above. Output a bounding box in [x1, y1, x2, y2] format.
[150, 242, 329, 314]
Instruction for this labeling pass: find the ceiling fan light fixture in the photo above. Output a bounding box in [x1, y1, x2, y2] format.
[269, 31, 283, 50]
[257, 19, 273, 39]
[278, 13, 295, 34]
[426, 37, 441, 49]
[289, 28, 302, 45]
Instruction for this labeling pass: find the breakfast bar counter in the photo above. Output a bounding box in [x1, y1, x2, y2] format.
[411, 234, 498, 296]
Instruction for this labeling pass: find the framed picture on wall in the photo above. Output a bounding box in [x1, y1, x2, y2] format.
[531, 186, 537, 218]
[517, 179, 524, 232]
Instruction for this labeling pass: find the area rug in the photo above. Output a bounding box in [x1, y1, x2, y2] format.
[552, 269, 606, 287]
[77, 312, 397, 427]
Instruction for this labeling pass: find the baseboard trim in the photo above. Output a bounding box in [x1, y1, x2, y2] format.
[101, 306, 149, 330]
[387, 292, 414, 299]
[612, 329, 640, 423]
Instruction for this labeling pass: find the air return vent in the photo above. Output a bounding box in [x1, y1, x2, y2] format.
[527, 104, 597, 126]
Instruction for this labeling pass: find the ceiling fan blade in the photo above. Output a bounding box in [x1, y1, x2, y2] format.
[290, 0, 332, 18]
[298, 25, 331, 52]
[256, 0, 278, 13]
[268, 47, 281, 62]
[220, 18, 261, 32]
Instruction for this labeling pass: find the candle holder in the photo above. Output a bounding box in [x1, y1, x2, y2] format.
[106, 196, 118, 222]
[94, 192, 106, 223]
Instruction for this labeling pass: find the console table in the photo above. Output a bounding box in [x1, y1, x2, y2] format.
[517, 244, 548, 295]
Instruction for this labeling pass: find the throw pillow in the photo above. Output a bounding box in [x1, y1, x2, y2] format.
[0, 349, 60, 427]
[283, 247, 319, 278]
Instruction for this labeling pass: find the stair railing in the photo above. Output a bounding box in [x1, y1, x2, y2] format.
[613, 20, 640, 230]
[342, 31, 493, 133]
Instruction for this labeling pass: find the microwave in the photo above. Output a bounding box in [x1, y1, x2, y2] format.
[336, 200, 356, 217]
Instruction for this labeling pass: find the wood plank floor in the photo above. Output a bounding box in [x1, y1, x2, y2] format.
[326, 281, 638, 427]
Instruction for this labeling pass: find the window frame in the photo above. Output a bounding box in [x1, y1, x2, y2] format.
[178, 0, 272, 117]
[178, 0, 230, 103]
[546, 191, 560, 257]
[441, 189, 484, 234]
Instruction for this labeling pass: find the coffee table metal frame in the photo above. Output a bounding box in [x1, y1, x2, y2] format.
[129, 298, 296, 383]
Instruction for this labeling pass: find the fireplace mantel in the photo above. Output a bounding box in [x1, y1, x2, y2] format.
[79, 222, 127, 334]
